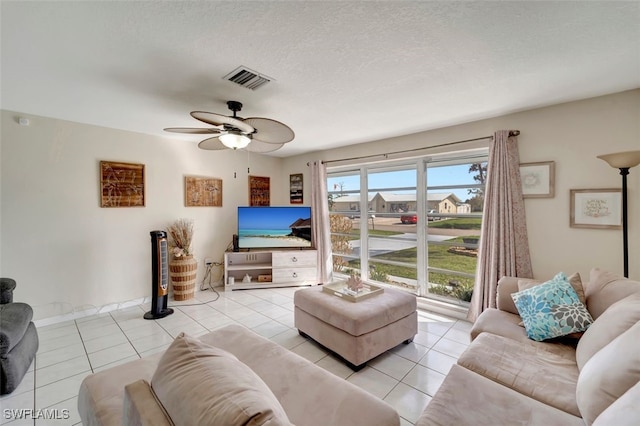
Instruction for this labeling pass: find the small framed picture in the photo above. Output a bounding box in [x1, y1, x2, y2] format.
[290, 173, 303, 204]
[100, 161, 145, 207]
[520, 161, 555, 198]
[185, 176, 222, 207]
[249, 175, 270, 206]
[570, 189, 622, 229]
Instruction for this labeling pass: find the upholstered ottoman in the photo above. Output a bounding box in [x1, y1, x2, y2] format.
[294, 285, 417, 370]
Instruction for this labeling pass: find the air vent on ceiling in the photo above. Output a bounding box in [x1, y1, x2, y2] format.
[223, 66, 273, 90]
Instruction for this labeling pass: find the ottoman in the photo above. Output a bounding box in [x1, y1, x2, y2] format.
[294, 286, 417, 370]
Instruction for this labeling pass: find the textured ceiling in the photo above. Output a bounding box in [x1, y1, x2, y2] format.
[1, 1, 639, 157]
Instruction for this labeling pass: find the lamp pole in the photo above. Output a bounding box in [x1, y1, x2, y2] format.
[597, 150, 640, 279]
[620, 167, 630, 278]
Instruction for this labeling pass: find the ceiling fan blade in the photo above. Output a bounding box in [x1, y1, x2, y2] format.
[198, 137, 227, 150]
[243, 117, 295, 144]
[163, 127, 221, 134]
[191, 111, 254, 134]
[246, 141, 285, 153]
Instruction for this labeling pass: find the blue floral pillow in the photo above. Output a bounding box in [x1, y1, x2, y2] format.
[511, 272, 593, 341]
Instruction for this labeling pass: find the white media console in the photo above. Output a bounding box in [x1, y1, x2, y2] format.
[224, 249, 318, 291]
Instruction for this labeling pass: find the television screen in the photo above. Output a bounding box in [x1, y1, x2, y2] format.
[238, 206, 312, 249]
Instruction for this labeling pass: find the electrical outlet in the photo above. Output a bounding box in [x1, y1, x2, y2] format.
[205, 257, 213, 266]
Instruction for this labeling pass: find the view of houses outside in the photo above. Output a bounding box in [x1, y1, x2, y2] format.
[327, 156, 487, 305]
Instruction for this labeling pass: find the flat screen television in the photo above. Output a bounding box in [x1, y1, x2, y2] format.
[237, 206, 313, 249]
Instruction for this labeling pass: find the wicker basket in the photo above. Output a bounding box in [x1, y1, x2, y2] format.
[169, 255, 197, 301]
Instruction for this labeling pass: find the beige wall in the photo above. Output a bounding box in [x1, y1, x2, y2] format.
[282, 89, 640, 281]
[0, 112, 285, 321]
[2, 89, 638, 322]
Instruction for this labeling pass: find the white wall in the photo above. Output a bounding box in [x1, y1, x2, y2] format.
[281, 90, 640, 281]
[0, 111, 285, 320]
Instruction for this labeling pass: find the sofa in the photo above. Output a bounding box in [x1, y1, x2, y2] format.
[0, 278, 39, 395]
[78, 323, 400, 425]
[417, 268, 640, 425]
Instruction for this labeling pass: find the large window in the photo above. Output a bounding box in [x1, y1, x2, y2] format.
[327, 150, 487, 306]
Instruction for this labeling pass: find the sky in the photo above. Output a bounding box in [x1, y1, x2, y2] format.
[238, 206, 311, 229]
[327, 163, 483, 201]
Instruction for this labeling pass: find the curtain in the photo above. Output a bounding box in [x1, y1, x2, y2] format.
[467, 130, 533, 322]
[310, 160, 333, 284]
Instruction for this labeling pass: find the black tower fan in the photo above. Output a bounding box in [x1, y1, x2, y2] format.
[144, 230, 174, 320]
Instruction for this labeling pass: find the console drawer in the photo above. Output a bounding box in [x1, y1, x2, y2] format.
[272, 250, 316, 268]
[272, 267, 317, 283]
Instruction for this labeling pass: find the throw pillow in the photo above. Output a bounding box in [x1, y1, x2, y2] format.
[517, 272, 586, 304]
[516, 272, 587, 338]
[511, 272, 593, 342]
[151, 332, 292, 426]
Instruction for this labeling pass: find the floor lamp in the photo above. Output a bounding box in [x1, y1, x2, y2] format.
[597, 150, 640, 278]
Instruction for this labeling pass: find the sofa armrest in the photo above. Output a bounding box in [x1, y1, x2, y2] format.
[123, 380, 173, 426]
[496, 276, 521, 315]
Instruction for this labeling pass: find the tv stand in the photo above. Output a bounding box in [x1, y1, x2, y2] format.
[224, 249, 317, 291]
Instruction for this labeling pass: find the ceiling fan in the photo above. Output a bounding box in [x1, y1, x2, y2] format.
[164, 101, 294, 153]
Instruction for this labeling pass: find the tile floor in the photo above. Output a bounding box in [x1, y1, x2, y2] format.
[0, 286, 471, 425]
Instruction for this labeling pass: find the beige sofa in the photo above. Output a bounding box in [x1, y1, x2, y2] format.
[79, 324, 400, 425]
[417, 268, 640, 425]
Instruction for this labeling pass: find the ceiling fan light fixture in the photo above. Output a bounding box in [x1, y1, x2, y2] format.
[219, 131, 251, 150]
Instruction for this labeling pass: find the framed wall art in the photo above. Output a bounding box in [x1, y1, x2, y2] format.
[290, 173, 303, 204]
[520, 161, 555, 198]
[100, 161, 145, 207]
[570, 188, 622, 229]
[185, 175, 222, 207]
[249, 175, 270, 206]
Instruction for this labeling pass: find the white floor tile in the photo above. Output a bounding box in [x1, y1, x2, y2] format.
[36, 396, 80, 425]
[431, 337, 468, 359]
[36, 342, 86, 368]
[442, 326, 471, 345]
[290, 340, 328, 363]
[315, 354, 355, 380]
[0, 391, 34, 425]
[130, 333, 175, 353]
[369, 352, 416, 380]
[37, 333, 83, 354]
[268, 328, 307, 350]
[35, 372, 89, 410]
[88, 342, 137, 369]
[83, 332, 128, 354]
[402, 364, 446, 397]
[418, 349, 458, 375]
[36, 356, 91, 388]
[78, 323, 122, 341]
[250, 320, 289, 338]
[93, 355, 141, 373]
[390, 341, 430, 363]
[412, 331, 441, 349]
[384, 382, 432, 424]
[346, 367, 399, 400]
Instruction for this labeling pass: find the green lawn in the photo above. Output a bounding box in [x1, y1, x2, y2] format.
[429, 217, 482, 230]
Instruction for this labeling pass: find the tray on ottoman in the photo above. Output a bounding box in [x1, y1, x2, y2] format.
[322, 280, 384, 302]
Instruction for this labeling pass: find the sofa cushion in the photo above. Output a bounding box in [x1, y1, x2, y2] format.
[576, 321, 640, 425]
[592, 380, 640, 426]
[457, 332, 581, 416]
[151, 332, 292, 426]
[511, 272, 593, 341]
[416, 364, 584, 426]
[584, 268, 640, 319]
[575, 292, 640, 370]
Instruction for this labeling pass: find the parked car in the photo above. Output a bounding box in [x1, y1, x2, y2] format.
[400, 214, 417, 224]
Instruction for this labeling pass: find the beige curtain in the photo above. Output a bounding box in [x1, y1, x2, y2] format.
[310, 160, 333, 284]
[467, 130, 533, 322]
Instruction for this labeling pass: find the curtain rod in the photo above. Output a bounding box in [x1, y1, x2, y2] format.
[308, 130, 520, 166]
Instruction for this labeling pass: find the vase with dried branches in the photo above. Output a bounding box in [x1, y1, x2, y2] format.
[167, 218, 197, 301]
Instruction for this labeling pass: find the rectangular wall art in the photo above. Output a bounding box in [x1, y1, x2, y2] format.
[185, 175, 223, 207]
[249, 175, 270, 206]
[290, 173, 303, 204]
[520, 161, 555, 198]
[570, 188, 622, 229]
[100, 161, 145, 207]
